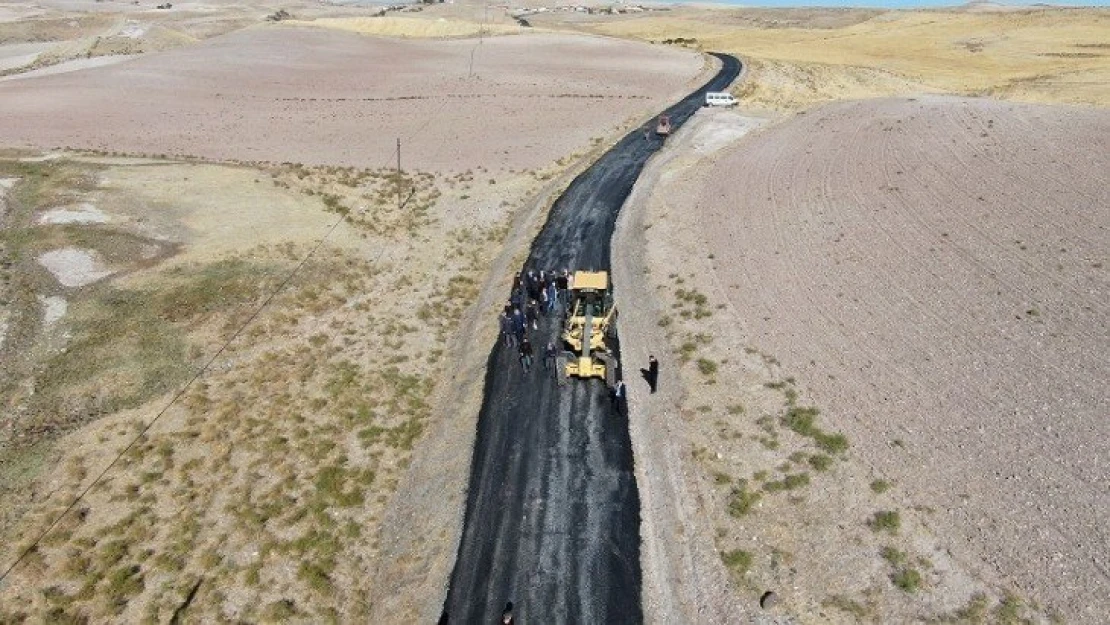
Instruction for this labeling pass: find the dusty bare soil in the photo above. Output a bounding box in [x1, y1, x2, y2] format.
[0, 25, 705, 173]
[615, 98, 1107, 623]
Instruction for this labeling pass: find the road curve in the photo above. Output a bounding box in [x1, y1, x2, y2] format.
[444, 53, 741, 624]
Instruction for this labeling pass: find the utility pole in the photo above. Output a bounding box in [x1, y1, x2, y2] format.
[396, 137, 402, 211]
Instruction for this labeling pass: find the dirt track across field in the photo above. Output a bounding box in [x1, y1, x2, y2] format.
[442, 54, 741, 624]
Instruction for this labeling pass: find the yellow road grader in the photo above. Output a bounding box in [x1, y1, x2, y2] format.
[558, 270, 618, 388]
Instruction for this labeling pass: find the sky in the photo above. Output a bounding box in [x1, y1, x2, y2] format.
[675, 0, 1109, 7]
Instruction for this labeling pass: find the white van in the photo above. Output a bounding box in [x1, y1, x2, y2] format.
[704, 91, 738, 108]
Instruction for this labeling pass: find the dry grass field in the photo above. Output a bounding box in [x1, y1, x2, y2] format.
[289, 15, 522, 39]
[575, 7, 1110, 110]
[0, 153, 493, 622]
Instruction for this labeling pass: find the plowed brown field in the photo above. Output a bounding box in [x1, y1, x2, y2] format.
[0, 26, 703, 172]
[619, 96, 1108, 622]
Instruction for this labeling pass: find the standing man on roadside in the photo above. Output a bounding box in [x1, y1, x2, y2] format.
[640, 355, 659, 393]
[611, 378, 626, 412]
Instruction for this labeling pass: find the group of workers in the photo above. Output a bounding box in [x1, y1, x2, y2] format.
[497, 266, 650, 410]
[499, 268, 573, 372]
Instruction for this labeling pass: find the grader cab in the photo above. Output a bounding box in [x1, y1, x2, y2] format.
[559, 270, 618, 388]
[655, 114, 672, 137]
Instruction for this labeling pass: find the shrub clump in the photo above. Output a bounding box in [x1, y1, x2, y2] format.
[868, 510, 901, 534]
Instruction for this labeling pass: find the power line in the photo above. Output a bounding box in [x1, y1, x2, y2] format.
[407, 6, 488, 142]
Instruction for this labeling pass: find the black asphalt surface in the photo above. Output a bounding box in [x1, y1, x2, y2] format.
[444, 54, 741, 625]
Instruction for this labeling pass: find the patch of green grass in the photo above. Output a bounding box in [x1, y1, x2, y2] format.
[696, 358, 718, 376]
[105, 564, 145, 614]
[891, 567, 922, 593]
[814, 431, 849, 454]
[721, 549, 753, 577]
[993, 593, 1027, 624]
[678, 341, 698, 362]
[96, 539, 130, 570]
[728, 483, 761, 517]
[868, 510, 901, 534]
[359, 417, 424, 451]
[782, 406, 819, 435]
[245, 564, 261, 586]
[808, 454, 833, 472]
[781, 406, 850, 454]
[314, 464, 369, 508]
[951, 593, 989, 623]
[870, 479, 892, 494]
[33, 287, 189, 422]
[158, 258, 274, 322]
[881, 545, 906, 566]
[726, 404, 744, 415]
[712, 471, 732, 485]
[19, 255, 291, 436]
[763, 472, 810, 492]
[297, 561, 333, 595]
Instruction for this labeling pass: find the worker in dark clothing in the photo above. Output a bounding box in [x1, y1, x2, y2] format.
[556, 270, 569, 302]
[640, 355, 659, 393]
[543, 340, 558, 370]
[546, 280, 557, 314]
[499, 311, 513, 347]
[519, 338, 533, 372]
[501, 602, 514, 624]
[525, 299, 539, 330]
[511, 308, 526, 345]
[527, 274, 540, 302]
[611, 379, 626, 411]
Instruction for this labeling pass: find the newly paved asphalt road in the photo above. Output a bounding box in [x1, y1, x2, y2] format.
[444, 53, 741, 625]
